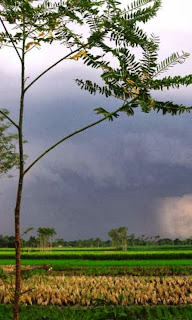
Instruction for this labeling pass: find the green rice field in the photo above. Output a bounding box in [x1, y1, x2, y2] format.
[0, 245, 191, 262]
[0, 245, 192, 268]
[1, 258, 192, 267]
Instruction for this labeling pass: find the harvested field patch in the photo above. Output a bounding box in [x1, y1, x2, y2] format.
[0, 274, 191, 306]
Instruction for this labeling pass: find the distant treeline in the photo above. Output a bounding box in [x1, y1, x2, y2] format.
[0, 234, 192, 248]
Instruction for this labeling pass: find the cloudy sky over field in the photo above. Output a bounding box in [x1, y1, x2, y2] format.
[0, 0, 192, 240]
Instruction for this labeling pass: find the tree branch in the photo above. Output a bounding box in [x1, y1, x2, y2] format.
[0, 17, 22, 62]
[24, 98, 137, 175]
[0, 110, 19, 129]
[24, 45, 86, 92]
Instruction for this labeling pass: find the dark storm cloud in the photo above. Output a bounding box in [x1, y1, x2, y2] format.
[1, 0, 192, 240]
[2, 98, 191, 239]
[1, 62, 192, 239]
[1, 80, 192, 238]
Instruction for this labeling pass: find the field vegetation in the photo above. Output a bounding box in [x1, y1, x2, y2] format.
[0, 236, 192, 319]
[0, 246, 192, 318]
[0, 305, 192, 320]
[0, 245, 191, 261]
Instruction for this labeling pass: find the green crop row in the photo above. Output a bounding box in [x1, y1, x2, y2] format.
[1, 249, 192, 255]
[0, 252, 191, 260]
[0, 305, 192, 320]
[18, 250, 192, 255]
[126, 245, 192, 251]
[1, 259, 192, 267]
[0, 245, 192, 252]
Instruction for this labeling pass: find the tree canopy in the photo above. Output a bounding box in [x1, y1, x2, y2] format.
[108, 227, 128, 250]
[37, 227, 56, 249]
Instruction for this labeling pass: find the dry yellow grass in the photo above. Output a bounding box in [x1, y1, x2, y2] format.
[0, 274, 191, 306]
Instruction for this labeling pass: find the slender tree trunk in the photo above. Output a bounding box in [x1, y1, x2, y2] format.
[13, 174, 24, 320]
[13, 15, 25, 320]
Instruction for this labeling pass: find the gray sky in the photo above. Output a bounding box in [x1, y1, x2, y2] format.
[0, 0, 192, 240]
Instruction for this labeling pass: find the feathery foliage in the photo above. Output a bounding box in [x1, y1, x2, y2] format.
[75, 0, 192, 118]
